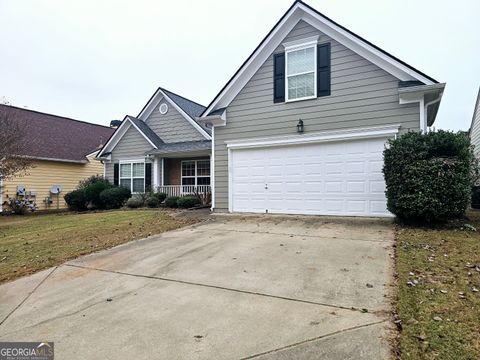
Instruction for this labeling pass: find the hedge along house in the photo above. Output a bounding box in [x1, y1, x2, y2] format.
[96, 88, 212, 197]
[200, 0, 445, 217]
[0, 105, 114, 212]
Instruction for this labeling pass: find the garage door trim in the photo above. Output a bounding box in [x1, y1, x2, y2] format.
[227, 125, 400, 214]
[226, 124, 400, 150]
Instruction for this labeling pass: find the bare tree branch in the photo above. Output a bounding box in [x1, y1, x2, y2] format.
[0, 100, 33, 180]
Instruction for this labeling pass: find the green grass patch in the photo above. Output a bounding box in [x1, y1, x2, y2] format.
[395, 211, 480, 359]
[0, 210, 195, 283]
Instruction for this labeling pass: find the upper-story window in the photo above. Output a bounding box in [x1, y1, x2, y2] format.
[274, 37, 330, 104]
[286, 45, 316, 101]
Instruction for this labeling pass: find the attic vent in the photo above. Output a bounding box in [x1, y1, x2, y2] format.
[159, 103, 168, 115]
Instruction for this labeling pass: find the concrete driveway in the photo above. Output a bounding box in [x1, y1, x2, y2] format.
[0, 214, 394, 359]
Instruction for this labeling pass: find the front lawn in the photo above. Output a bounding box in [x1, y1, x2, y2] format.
[0, 210, 196, 284]
[395, 211, 480, 359]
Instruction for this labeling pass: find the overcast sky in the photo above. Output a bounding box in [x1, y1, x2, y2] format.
[0, 0, 479, 131]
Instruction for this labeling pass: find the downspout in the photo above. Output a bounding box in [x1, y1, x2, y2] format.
[424, 93, 443, 132]
[210, 125, 215, 211]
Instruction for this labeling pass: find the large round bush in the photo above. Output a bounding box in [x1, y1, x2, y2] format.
[84, 181, 112, 209]
[64, 189, 87, 211]
[383, 130, 475, 222]
[146, 196, 160, 208]
[152, 192, 167, 204]
[164, 196, 179, 208]
[99, 187, 131, 209]
[126, 196, 143, 209]
[177, 195, 200, 208]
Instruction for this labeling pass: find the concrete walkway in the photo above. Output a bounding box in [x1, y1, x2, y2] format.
[0, 215, 395, 359]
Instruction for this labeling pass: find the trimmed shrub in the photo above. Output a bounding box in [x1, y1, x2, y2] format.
[383, 130, 475, 222]
[146, 196, 160, 208]
[64, 189, 87, 211]
[126, 196, 143, 209]
[78, 175, 108, 189]
[472, 186, 480, 209]
[152, 192, 167, 204]
[164, 196, 180, 208]
[177, 195, 200, 208]
[84, 181, 112, 209]
[99, 187, 131, 209]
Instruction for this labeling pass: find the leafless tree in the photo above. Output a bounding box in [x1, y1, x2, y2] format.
[0, 100, 32, 181]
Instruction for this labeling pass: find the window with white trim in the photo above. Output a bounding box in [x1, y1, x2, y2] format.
[120, 162, 145, 193]
[181, 160, 210, 187]
[286, 44, 316, 101]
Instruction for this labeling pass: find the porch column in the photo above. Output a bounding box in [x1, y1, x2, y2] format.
[153, 157, 160, 190]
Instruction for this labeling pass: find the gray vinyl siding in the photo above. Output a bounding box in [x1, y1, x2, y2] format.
[213, 20, 421, 210]
[470, 90, 480, 159]
[145, 96, 205, 143]
[105, 125, 153, 183]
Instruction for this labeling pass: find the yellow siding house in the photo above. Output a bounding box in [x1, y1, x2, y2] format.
[0, 105, 114, 212]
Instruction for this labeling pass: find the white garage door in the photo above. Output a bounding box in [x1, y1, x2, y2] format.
[230, 137, 391, 217]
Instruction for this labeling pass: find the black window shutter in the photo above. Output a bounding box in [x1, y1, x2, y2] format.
[113, 163, 119, 186]
[317, 43, 331, 97]
[273, 52, 285, 103]
[145, 163, 152, 191]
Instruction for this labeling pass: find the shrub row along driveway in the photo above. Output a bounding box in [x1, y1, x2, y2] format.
[0, 215, 394, 359]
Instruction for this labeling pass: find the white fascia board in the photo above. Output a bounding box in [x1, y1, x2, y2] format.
[138, 88, 162, 120]
[203, 2, 436, 116]
[138, 89, 211, 140]
[97, 120, 131, 158]
[299, 10, 435, 85]
[226, 124, 400, 150]
[203, 10, 300, 115]
[198, 115, 226, 127]
[85, 150, 100, 159]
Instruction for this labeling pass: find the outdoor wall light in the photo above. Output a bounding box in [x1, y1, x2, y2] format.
[297, 119, 304, 133]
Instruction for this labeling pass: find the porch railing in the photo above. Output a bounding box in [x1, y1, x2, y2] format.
[157, 185, 211, 197]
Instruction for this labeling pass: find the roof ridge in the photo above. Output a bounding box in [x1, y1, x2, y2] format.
[0, 104, 111, 129]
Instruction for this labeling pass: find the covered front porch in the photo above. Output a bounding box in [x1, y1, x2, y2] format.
[147, 141, 211, 198]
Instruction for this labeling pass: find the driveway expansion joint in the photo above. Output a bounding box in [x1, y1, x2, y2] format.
[0, 266, 58, 327]
[64, 263, 380, 314]
[240, 319, 388, 359]
[201, 228, 389, 244]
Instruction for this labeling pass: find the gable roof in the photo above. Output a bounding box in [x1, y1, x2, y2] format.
[126, 116, 164, 148]
[0, 104, 114, 163]
[137, 87, 211, 138]
[202, 0, 439, 116]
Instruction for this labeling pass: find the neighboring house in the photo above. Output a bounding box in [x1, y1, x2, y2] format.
[199, 0, 445, 217]
[0, 105, 114, 212]
[96, 88, 212, 197]
[470, 87, 480, 158]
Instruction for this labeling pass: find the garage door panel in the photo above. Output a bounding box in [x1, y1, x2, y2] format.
[231, 137, 391, 217]
[347, 181, 366, 193]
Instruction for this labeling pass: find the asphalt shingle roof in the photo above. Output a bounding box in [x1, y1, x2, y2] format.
[126, 116, 164, 148]
[160, 88, 211, 135]
[147, 140, 211, 155]
[0, 104, 114, 162]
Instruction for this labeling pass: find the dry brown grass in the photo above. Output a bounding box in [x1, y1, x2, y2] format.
[0, 209, 196, 284]
[395, 211, 480, 359]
